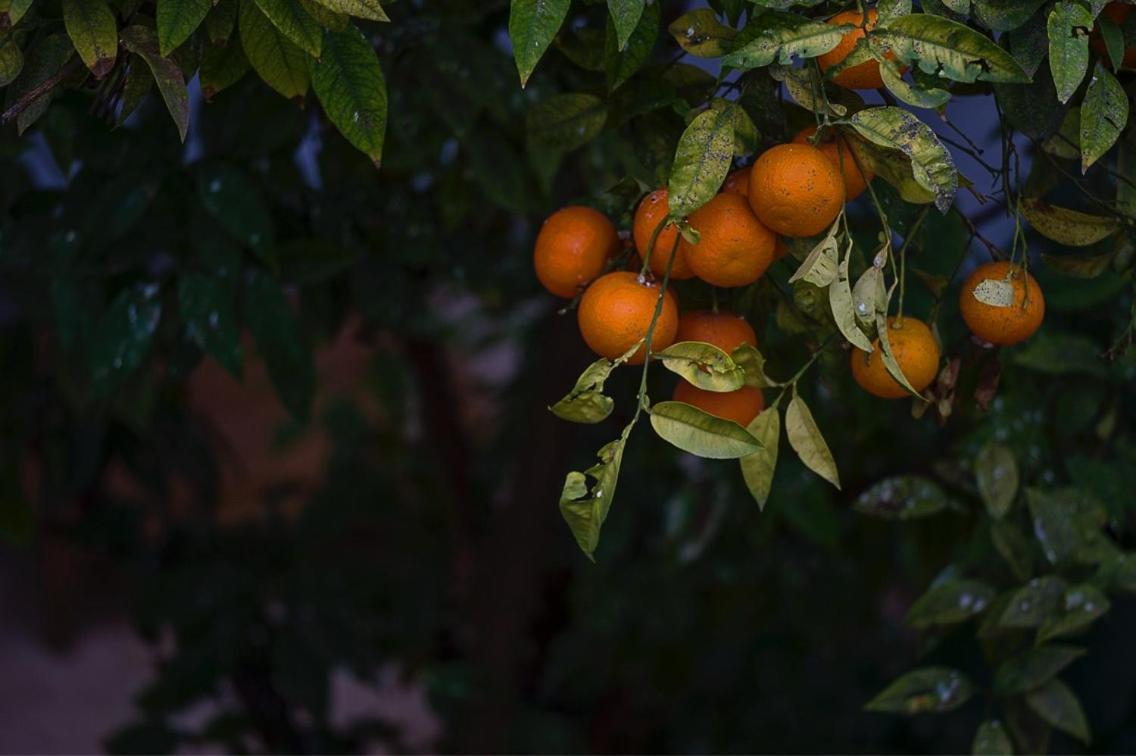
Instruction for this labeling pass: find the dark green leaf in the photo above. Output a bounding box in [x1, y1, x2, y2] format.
[526, 93, 606, 152]
[866, 667, 974, 714]
[972, 720, 1014, 755]
[62, 0, 118, 78]
[244, 271, 314, 421]
[120, 26, 191, 142]
[994, 644, 1085, 696]
[607, 0, 645, 51]
[157, 0, 212, 55]
[309, 0, 387, 20]
[91, 283, 162, 398]
[854, 475, 954, 519]
[178, 274, 242, 378]
[907, 579, 996, 627]
[1025, 678, 1091, 744]
[605, 0, 658, 90]
[253, 0, 323, 57]
[1014, 332, 1105, 377]
[239, 0, 310, 99]
[201, 38, 252, 99]
[1047, 1, 1092, 103]
[197, 163, 276, 266]
[997, 575, 1066, 627]
[509, 0, 571, 87]
[310, 25, 388, 165]
[1037, 583, 1110, 642]
[976, 441, 1018, 518]
[0, 35, 23, 87]
[1080, 64, 1128, 173]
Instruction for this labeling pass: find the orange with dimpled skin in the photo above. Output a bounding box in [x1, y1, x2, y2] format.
[793, 125, 873, 201]
[674, 310, 757, 353]
[681, 193, 777, 287]
[748, 143, 845, 238]
[577, 271, 679, 365]
[673, 382, 766, 427]
[533, 206, 618, 298]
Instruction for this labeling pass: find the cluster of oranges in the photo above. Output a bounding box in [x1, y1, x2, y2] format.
[532, 7, 1046, 421]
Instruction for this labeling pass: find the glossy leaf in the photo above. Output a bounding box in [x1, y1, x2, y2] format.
[244, 271, 314, 421]
[975, 441, 1018, 518]
[239, 0, 310, 99]
[668, 9, 737, 57]
[854, 475, 953, 519]
[740, 408, 780, 510]
[1037, 583, 1110, 643]
[865, 667, 974, 714]
[1021, 198, 1121, 246]
[850, 107, 957, 212]
[785, 391, 839, 489]
[509, 0, 571, 87]
[650, 400, 763, 459]
[527, 93, 606, 152]
[879, 14, 1030, 83]
[658, 341, 747, 392]
[178, 274, 242, 378]
[906, 579, 996, 627]
[559, 423, 632, 560]
[1047, 1, 1092, 103]
[311, 25, 388, 166]
[997, 575, 1067, 627]
[1080, 64, 1128, 173]
[667, 105, 737, 217]
[157, 0, 212, 55]
[994, 644, 1085, 696]
[120, 26, 190, 142]
[62, 0, 118, 78]
[721, 11, 848, 69]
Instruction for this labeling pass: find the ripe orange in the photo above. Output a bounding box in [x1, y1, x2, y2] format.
[851, 316, 941, 399]
[792, 125, 874, 201]
[674, 310, 757, 353]
[578, 271, 679, 365]
[1091, 3, 1136, 68]
[533, 206, 618, 298]
[959, 261, 1045, 346]
[681, 193, 777, 287]
[673, 382, 765, 427]
[818, 9, 900, 89]
[634, 189, 694, 280]
[722, 168, 750, 198]
[748, 144, 845, 238]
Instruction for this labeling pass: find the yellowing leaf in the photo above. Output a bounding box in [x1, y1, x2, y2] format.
[740, 408, 780, 510]
[309, 0, 388, 21]
[1022, 198, 1121, 246]
[650, 400, 763, 459]
[850, 107, 957, 212]
[667, 105, 737, 217]
[785, 391, 839, 489]
[668, 9, 736, 57]
[62, 0, 118, 78]
[721, 11, 849, 69]
[658, 341, 747, 392]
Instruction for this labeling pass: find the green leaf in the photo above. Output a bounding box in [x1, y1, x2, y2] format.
[732, 343, 777, 388]
[607, 0, 644, 50]
[1037, 583, 1110, 642]
[157, 0, 211, 55]
[854, 475, 954, 519]
[310, 25, 387, 166]
[1026, 678, 1091, 744]
[850, 106, 957, 212]
[658, 341, 747, 392]
[991, 520, 1036, 581]
[91, 283, 163, 399]
[1014, 332, 1105, 377]
[207, 0, 240, 43]
[785, 391, 840, 489]
[667, 105, 736, 217]
[8, 33, 72, 135]
[244, 270, 315, 421]
[300, 0, 348, 29]
[559, 423, 632, 560]
[550, 358, 617, 424]
[200, 38, 251, 99]
[253, 0, 323, 57]
[0, 0, 33, 28]
[309, 0, 387, 21]
[972, 720, 1014, 755]
[906, 579, 996, 627]
[1099, 11, 1125, 69]
[829, 241, 874, 352]
[605, 0, 657, 90]
[865, 667, 974, 714]
[650, 400, 763, 459]
[527, 93, 606, 152]
[62, 0, 118, 78]
[973, 0, 1048, 32]
[239, 0, 310, 99]
[1080, 64, 1128, 173]
[178, 274, 242, 378]
[877, 54, 952, 109]
[1021, 197, 1121, 246]
[994, 645, 1085, 696]
[0, 35, 24, 86]
[878, 14, 1030, 83]
[721, 11, 848, 69]
[668, 8, 736, 57]
[1047, 1, 1091, 104]
[1027, 488, 1090, 564]
[740, 407, 780, 510]
[975, 441, 1018, 518]
[509, 0, 571, 87]
[120, 26, 190, 143]
[997, 575, 1067, 627]
[197, 163, 277, 266]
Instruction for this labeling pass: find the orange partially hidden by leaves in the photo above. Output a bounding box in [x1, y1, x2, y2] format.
[851, 316, 941, 399]
[793, 125, 874, 201]
[533, 206, 618, 298]
[673, 382, 765, 427]
[748, 143, 845, 238]
[818, 9, 900, 90]
[681, 193, 777, 287]
[634, 189, 694, 280]
[722, 168, 750, 198]
[578, 271, 679, 364]
[959, 261, 1045, 346]
[1091, 3, 1136, 68]
[675, 310, 757, 353]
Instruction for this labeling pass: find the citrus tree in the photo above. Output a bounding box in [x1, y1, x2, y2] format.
[1, 0, 1135, 752]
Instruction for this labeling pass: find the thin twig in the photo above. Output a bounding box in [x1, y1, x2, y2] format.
[1, 58, 85, 124]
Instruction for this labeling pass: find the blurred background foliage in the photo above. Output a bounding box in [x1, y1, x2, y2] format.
[1, 0, 1136, 753]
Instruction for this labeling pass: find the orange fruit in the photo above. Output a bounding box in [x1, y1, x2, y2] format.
[634, 189, 694, 280]
[673, 382, 765, 427]
[851, 316, 941, 399]
[722, 168, 750, 198]
[674, 310, 757, 353]
[680, 193, 777, 287]
[533, 206, 618, 298]
[578, 271, 679, 364]
[748, 143, 845, 238]
[793, 125, 874, 201]
[959, 261, 1045, 346]
[818, 9, 900, 89]
[1091, 3, 1136, 68]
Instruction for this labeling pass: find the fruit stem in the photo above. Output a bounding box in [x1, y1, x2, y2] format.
[639, 215, 671, 279]
[896, 205, 930, 321]
[633, 234, 682, 422]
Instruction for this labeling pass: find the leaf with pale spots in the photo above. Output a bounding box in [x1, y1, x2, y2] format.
[866, 667, 974, 714]
[1047, 1, 1091, 104]
[1080, 64, 1128, 173]
[607, 0, 645, 51]
[850, 107, 957, 212]
[1021, 197, 1121, 246]
[91, 283, 163, 399]
[667, 105, 738, 217]
[906, 579, 996, 627]
[668, 9, 737, 57]
[1037, 583, 1110, 643]
[311, 25, 388, 166]
[721, 11, 849, 69]
[854, 475, 954, 519]
[975, 441, 1018, 518]
[309, 0, 388, 21]
[178, 274, 242, 378]
[876, 14, 1029, 83]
